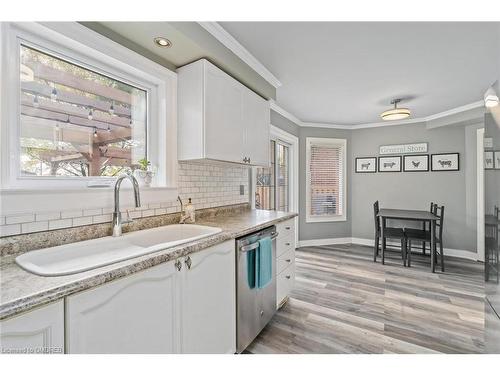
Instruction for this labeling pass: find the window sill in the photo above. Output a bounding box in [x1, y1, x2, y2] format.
[0, 186, 177, 195]
[306, 215, 347, 223]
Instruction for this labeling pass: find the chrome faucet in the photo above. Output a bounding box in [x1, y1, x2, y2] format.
[112, 175, 141, 237]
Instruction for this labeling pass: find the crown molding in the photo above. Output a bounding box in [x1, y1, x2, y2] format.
[269, 100, 303, 126]
[198, 22, 282, 89]
[301, 100, 484, 130]
[424, 100, 484, 121]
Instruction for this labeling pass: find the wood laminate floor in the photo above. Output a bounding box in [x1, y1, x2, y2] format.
[247, 244, 485, 354]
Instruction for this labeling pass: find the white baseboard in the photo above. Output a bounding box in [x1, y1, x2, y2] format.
[297, 237, 353, 248]
[298, 237, 479, 261]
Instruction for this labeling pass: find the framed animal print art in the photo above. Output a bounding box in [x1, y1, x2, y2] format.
[355, 157, 377, 173]
[378, 156, 402, 172]
[403, 154, 429, 172]
[431, 153, 459, 171]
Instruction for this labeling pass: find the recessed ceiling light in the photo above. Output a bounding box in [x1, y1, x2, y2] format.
[381, 98, 411, 121]
[154, 37, 172, 48]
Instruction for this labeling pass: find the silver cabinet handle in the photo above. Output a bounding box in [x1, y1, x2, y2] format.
[185, 256, 192, 270]
[285, 275, 291, 279]
[175, 259, 182, 271]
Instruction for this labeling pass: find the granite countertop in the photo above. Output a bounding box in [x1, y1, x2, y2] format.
[0, 210, 297, 320]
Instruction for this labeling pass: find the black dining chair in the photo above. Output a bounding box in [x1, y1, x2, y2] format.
[485, 205, 499, 283]
[405, 204, 445, 271]
[373, 201, 407, 266]
[421, 202, 436, 255]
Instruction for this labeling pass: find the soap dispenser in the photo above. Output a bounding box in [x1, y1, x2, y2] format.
[185, 198, 195, 223]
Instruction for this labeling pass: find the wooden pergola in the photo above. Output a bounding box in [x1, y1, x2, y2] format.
[20, 55, 146, 176]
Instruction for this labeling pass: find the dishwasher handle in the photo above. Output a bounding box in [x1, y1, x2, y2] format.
[239, 232, 279, 253]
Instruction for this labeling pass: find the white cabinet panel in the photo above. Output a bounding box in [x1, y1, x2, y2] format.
[243, 90, 270, 167]
[178, 59, 270, 166]
[0, 301, 64, 354]
[277, 248, 295, 275]
[66, 262, 179, 354]
[277, 266, 295, 309]
[181, 240, 236, 354]
[275, 218, 296, 308]
[205, 64, 245, 164]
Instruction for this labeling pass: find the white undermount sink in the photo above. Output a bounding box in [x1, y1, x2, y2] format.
[15, 224, 222, 277]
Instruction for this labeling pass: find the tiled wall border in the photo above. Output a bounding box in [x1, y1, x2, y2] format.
[1, 161, 249, 237]
[0, 203, 250, 257]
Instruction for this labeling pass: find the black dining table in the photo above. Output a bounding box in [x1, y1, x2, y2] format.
[378, 208, 440, 272]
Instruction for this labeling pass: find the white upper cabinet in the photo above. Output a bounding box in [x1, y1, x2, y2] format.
[178, 59, 270, 167]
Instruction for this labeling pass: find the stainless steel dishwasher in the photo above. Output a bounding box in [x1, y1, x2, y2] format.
[236, 225, 278, 353]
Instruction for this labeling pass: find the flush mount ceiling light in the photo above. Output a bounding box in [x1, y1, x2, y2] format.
[380, 98, 411, 121]
[154, 37, 172, 48]
[484, 87, 499, 108]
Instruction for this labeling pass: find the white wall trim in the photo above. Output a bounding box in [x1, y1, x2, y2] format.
[298, 238, 353, 247]
[198, 22, 282, 89]
[270, 125, 299, 246]
[298, 237, 479, 261]
[477, 127, 485, 262]
[269, 100, 303, 127]
[273, 101, 484, 131]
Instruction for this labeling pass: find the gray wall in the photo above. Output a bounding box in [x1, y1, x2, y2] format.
[351, 122, 481, 252]
[270, 110, 300, 137]
[299, 127, 352, 241]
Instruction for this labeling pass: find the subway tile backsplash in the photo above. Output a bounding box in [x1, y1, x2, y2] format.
[0, 161, 249, 237]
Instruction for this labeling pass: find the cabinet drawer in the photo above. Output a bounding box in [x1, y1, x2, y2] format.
[276, 249, 295, 275]
[276, 219, 295, 238]
[277, 234, 294, 258]
[276, 266, 295, 308]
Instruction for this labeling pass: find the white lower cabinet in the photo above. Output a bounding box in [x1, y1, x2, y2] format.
[0, 300, 64, 354]
[275, 219, 296, 309]
[66, 262, 179, 354]
[65, 240, 235, 354]
[180, 241, 235, 353]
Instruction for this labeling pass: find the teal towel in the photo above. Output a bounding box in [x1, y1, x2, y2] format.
[256, 237, 272, 288]
[246, 249, 256, 289]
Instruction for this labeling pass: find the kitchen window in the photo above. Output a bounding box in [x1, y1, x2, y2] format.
[306, 137, 347, 222]
[255, 140, 290, 211]
[18, 45, 147, 178]
[1, 22, 177, 190]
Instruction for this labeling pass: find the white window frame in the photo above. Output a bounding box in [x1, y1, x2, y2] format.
[306, 137, 347, 223]
[250, 125, 299, 244]
[0, 22, 177, 191]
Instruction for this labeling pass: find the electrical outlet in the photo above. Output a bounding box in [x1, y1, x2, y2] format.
[240, 185, 245, 195]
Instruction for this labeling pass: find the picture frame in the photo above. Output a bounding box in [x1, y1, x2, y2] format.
[403, 154, 429, 172]
[484, 151, 494, 170]
[494, 151, 500, 170]
[378, 156, 402, 172]
[431, 153, 460, 171]
[355, 157, 377, 173]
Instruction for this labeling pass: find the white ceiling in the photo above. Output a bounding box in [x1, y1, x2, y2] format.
[220, 22, 500, 125]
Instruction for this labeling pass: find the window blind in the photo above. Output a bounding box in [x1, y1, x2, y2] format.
[308, 140, 344, 218]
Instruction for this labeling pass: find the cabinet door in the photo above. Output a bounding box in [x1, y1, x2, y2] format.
[66, 262, 179, 354]
[0, 301, 64, 354]
[243, 90, 270, 167]
[181, 241, 236, 353]
[204, 63, 245, 163]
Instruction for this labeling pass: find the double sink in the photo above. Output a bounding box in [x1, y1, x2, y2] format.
[15, 224, 222, 277]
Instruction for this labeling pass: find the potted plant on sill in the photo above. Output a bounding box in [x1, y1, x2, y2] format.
[133, 158, 155, 187]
